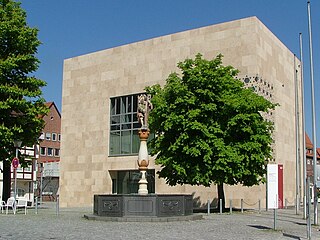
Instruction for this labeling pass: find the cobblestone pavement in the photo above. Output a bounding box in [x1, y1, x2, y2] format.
[0, 203, 319, 240]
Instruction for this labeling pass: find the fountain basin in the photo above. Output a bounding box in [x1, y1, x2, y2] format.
[93, 194, 193, 217]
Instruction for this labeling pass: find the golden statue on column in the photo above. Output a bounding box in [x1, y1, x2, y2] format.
[137, 94, 153, 195]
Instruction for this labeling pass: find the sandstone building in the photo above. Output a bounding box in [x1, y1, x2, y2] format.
[60, 17, 303, 208]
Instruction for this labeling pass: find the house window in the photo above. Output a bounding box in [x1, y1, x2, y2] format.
[24, 166, 31, 172]
[109, 94, 141, 155]
[47, 148, 53, 156]
[39, 132, 45, 140]
[54, 148, 60, 157]
[45, 133, 51, 141]
[52, 133, 57, 141]
[58, 134, 61, 142]
[40, 147, 46, 156]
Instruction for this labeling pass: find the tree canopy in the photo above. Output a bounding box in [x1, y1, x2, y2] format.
[0, 0, 48, 200]
[146, 54, 276, 191]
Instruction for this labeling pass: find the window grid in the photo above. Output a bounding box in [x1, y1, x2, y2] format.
[45, 133, 51, 141]
[52, 133, 57, 141]
[39, 132, 45, 140]
[47, 148, 53, 156]
[40, 147, 46, 156]
[110, 94, 141, 156]
[54, 148, 60, 157]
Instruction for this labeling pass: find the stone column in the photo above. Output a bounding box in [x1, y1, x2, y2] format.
[137, 128, 150, 195]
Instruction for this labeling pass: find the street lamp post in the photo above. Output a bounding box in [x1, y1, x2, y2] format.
[13, 140, 22, 204]
[40, 164, 44, 204]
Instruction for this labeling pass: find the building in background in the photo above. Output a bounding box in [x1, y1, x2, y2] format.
[0, 147, 37, 205]
[37, 102, 61, 201]
[60, 17, 304, 208]
[0, 102, 61, 204]
[305, 134, 320, 184]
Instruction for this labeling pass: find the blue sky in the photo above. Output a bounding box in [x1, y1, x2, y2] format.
[20, 0, 320, 144]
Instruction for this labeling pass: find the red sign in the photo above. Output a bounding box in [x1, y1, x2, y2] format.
[12, 157, 19, 169]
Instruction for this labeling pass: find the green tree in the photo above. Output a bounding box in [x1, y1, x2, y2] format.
[0, 0, 48, 201]
[146, 54, 276, 209]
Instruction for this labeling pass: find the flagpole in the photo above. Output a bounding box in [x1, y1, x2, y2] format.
[299, 33, 307, 220]
[307, 0, 318, 225]
[294, 55, 301, 215]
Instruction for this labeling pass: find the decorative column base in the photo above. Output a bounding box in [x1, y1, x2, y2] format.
[138, 170, 148, 195]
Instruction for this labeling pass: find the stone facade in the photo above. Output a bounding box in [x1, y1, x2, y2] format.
[60, 17, 303, 208]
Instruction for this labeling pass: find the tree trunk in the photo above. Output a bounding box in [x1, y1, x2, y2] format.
[217, 183, 225, 211]
[2, 160, 11, 202]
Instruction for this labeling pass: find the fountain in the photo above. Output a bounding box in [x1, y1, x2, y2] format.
[87, 94, 198, 221]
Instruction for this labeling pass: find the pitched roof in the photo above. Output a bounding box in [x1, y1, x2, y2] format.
[306, 134, 313, 149]
[45, 102, 53, 107]
[44, 102, 61, 118]
[306, 133, 320, 158]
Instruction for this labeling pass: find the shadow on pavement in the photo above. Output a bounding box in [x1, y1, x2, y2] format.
[247, 224, 272, 230]
[282, 232, 301, 239]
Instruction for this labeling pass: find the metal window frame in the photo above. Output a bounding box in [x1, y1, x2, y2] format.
[109, 93, 141, 156]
